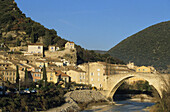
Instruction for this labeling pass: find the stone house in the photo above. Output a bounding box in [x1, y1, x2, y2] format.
[136, 66, 156, 73]
[32, 72, 42, 82]
[48, 45, 60, 52]
[0, 67, 16, 83]
[65, 42, 75, 49]
[66, 69, 86, 84]
[35, 60, 48, 68]
[46, 70, 70, 84]
[27, 43, 44, 55]
[78, 62, 107, 89]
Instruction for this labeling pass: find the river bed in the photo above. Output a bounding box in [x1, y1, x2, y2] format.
[81, 99, 155, 112]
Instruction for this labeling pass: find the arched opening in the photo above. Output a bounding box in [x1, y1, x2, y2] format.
[108, 76, 161, 101]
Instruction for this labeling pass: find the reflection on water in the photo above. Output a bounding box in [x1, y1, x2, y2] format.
[82, 100, 155, 112]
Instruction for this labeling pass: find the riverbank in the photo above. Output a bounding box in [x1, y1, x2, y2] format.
[45, 90, 110, 112]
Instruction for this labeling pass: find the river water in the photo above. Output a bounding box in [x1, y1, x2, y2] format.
[82, 100, 155, 112]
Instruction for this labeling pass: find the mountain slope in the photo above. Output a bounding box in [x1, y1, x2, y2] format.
[108, 21, 170, 71]
[0, 0, 124, 65]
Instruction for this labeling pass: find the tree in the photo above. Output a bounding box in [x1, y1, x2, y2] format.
[16, 65, 20, 84]
[24, 68, 28, 88]
[42, 64, 47, 87]
[43, 30, 52, 47]
[31, 27, 35, 43]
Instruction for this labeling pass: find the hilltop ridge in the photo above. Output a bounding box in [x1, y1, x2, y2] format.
[0, 0, 124, 65]
[108, 21, 170, 72]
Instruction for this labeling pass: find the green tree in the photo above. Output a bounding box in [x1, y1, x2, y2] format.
[24, 68, 28, 88]
[42, 64, 47, 87]
[16, 65, 20, 84]
[43, 30, 52, 47]
[31, 27, 35, 43]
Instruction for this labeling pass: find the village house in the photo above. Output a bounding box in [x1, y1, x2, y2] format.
[66, 68, 86, 84]
[65, 42, 75, 49]
[27, 43, 44, 56]
[48, 45, 60, 52]
[78, 62, 107, 89]
[46, 70, 70, 84]
[32, 71, 42, 82]
[35, 59, 48, 68]
[0, 67, 16, 83]
[136, 66, 156, 73]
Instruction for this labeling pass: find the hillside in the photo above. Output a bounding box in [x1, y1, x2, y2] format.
[108, 21, 170, 72]
[0, 0, 124, 65]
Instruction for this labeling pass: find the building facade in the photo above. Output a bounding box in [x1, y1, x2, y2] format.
[65, 42, 75, 49]
[28, 44, 44, 55]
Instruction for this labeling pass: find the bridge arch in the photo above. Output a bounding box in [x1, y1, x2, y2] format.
[106, 74, 163, 99]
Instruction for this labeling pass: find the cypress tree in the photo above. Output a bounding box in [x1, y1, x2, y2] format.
[24, 68, 28, 87]
[16, 65, 20, 83]
[31, 27, 35, 43]
[42, 64, 47, 87]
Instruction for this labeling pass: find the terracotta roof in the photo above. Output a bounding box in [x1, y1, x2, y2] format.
[55, 70, 69, 77]
[28, 43, 44, 46]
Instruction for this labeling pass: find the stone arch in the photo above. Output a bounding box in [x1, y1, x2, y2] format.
[107, 75, 162, 99]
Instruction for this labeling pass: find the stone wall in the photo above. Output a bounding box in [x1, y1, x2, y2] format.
[45, 49, 77, 64]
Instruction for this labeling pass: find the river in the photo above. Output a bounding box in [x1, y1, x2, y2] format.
[81, 100, 155, 112]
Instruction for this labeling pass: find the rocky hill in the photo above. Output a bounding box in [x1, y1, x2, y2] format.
[108, 21, 170, 72]
[0, 0, 124, 65]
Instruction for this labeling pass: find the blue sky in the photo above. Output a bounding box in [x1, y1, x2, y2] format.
[15, 0, 170, 50]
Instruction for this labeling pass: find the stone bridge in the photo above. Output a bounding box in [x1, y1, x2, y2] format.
[100, 73, 169, 99]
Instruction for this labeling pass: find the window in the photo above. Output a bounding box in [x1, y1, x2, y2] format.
[100, 84, 102, 87]
[143, 69, 145, 71]
[91, 72, 94, 76]
[50, 77, 53, 80]
[97, 69, 100, 71]
[98, 73, 100, 76]
[91, 78, 93, 81]
[51, 47, 53, 49]
[38, 46, 41, 49]
[35, 74, 36, 76]
[98, 78, 100, 81]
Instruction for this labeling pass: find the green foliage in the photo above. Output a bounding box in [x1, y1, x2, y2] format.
[42, 64, 47, 87]
[30, 27, 35, 43]
[150, 76, 170, 112]
[43, 30, 51, 47]
[108, 21, 170, 71]
[16, 65, 20, 84]
[0, 82, 65, 111]
[119, 80, 152, 92]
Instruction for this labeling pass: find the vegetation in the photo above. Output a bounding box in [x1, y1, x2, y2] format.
[117, 80, 153, 95]
[0, 82, 65, 111]
[42, 64, 47, 87]
[0, 0, 124, 65]
[108, 21, 170, 72]
[150, 76, 170, 112]
[16, 65, 20, 84]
